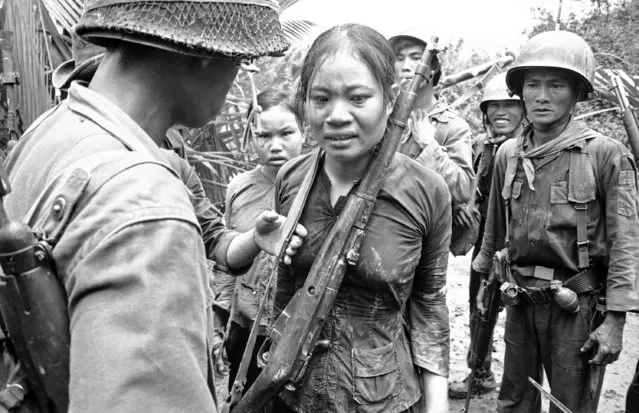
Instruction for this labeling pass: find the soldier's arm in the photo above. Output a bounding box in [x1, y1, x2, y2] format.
[472, 142, 509, 274]
[598, 144, 639, 311]
[415, 117, 475, 203]
[62, 165, 216, 413]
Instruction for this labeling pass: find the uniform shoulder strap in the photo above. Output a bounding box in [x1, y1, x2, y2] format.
[24, 152, 170, 246]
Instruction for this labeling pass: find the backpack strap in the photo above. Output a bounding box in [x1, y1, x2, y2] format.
[568, 148, 597, 270]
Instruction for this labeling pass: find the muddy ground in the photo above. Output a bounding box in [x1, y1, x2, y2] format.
[216, 251, 639, 412]
[447, 252, 638, 413]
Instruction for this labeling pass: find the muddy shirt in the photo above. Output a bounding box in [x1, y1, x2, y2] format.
[4, 83, 233, 413]
[216, 167, 276, 333]
[273, 151, 451, 413]
[473, 121, 639, 311]
[397, 100, 475, 205]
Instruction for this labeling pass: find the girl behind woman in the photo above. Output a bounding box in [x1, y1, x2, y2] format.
[215, 86, 304, 397]
[272, 24, 451, 413]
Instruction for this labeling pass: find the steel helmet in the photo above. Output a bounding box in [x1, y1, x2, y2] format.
[75, 0, 289, 59]
[388, 26, 443, 86]
[506, 30, 595, 102]
[480, 72, 521, 114]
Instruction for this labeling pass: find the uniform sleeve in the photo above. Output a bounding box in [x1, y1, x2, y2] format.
[167, 152, 244, 274]
[415, 117, 475, 204]
[59, 165, 217, 413]
[598, 146, 639, 311]
[408, 178, 451, 377]
[472, 144, 508, 274]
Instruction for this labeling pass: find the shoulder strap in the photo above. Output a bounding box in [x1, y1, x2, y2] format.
[568, 148, 596, 270]
[228, 150, 322, 404]
[24, 152, 171, 246]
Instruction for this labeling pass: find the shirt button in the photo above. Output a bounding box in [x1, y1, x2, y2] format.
[530, 239, 536, 246]
[531, 205, 538, 212]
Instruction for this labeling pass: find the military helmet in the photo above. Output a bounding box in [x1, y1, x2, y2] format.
[52, 30, 105, 90]
[388, 26, 443, 86]
[75, 0, 289, 59]
[480, 72, 521, 114]
[506, 30, 595, 102]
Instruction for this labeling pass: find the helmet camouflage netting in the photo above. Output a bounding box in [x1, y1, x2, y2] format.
[76, 0, 289, 59]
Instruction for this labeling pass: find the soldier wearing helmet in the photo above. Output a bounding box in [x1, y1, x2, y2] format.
[473, 31, 639, 412]
[2, 1, 307, 412]
[388, 27, 474, 208]
[448, 73, 524, 400]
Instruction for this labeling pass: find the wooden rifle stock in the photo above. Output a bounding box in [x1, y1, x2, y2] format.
[230, 38, 441, 413]
[610, 74, 639, 162]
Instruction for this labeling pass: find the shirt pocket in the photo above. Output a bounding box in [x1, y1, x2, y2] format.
[509, 179, 524, 222]
[617, 170, 638, 217]
[351, 342, 402, 405]
[547, 180, 572, 230]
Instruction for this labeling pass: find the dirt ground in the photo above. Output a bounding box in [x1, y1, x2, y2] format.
[216, 251, 639, 412]
[447, 252, 638, 413]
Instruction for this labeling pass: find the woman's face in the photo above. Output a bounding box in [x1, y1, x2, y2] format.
[306, 51, 390, 163]
[254, 104, 304, 170]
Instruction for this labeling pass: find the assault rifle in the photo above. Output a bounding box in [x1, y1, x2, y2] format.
[228, 38, 442, 413]
[610, 73, 639, 162]
[463, 251, 505, 412]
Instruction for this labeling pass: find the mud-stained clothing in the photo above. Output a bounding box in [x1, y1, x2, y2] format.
[397, 100, 474, 205]
[273, 151, 451, 413]
[472, 121, 639, 412]
[3, 82, 234, 413]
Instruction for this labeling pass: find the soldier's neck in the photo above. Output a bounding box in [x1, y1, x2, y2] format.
[530, 116, 571, 147]
[89, 48, 174, 147]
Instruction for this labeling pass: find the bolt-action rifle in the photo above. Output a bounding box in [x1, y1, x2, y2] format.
[463, 253, 504, 412]
[228, 39, 442, 413]
[0, 162, 70, 412]
[609, 73, 639, 162]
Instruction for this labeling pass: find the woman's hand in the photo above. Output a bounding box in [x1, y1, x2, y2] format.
[254, 210, 307, 265]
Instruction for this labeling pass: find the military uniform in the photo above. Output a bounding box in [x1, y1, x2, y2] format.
[473, 121, 639, 412]
[397, 100, 475, 205]
[5, 84, 230, 412]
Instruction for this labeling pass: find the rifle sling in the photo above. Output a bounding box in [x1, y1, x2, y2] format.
[231, 150, 322, 398]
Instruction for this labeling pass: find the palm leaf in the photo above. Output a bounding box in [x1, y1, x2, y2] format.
[279, 0, 302, 11]
[282, 20, 322, 46]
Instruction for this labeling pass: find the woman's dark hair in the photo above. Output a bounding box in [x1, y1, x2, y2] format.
[294, 24, 396, 124]
[247, 86, 296, 118]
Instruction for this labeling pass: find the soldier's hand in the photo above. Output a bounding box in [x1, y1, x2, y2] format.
[410, 110, 436, 148]
[581, 311, 626, 365]
[254, 210, 307, 265]
[454, 204, 479, 228]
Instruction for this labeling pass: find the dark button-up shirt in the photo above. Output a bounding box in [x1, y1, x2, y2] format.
[4, 83, 232, 412]
[474, 122, 639, 311]
[273, 151, 451, 413]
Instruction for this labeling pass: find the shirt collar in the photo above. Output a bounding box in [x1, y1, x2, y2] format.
[66, 81, 172, 165]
